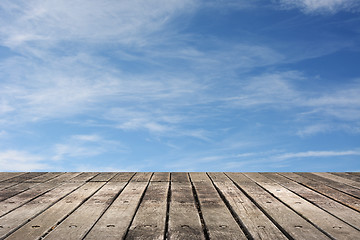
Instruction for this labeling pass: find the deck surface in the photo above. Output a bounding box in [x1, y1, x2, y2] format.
[0, 172, 359, 239]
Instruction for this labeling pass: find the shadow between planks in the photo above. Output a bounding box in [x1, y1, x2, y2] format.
[0, 172, 359, 240]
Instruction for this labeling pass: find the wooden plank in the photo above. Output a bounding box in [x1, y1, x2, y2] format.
[297, 172, 360, 198]
[0, 182, 83, 239]
[2, 172, 47, 183]
[168, 181, 205, 240]
[0, 181, 61, 216]
[88, 172, 117, 182]
[171, 172, 189, 182]
[110, 172, 135, 182]
[131, 172, 153, 182]
[207, 172, 229, 182]
[262, 172, 360, 230]
[0, 173, 26, 182]
[0, 182, 38, 202]
[126, 182, 169, 239]
[6, 182, 105, 240]
[189, 172, 247, 239]
[227, 172, 330, 239]
[43, 181, 127, 240]
[189, 172, 210, 182]
[331, 172, 360, 183]
[280, 172, 360, 212]
[151, 172, 170, 182]
[24, 172, 64, 183]
[245, 172, 360, 240]
[84, 181, 149, 239]
[66, 172, 98, 182]
[208, 172, 287, 240]
[0, 182, 19, 191]
[313, 172, 360, 189]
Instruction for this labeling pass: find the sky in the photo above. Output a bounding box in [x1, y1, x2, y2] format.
[0, 0, 360, 172]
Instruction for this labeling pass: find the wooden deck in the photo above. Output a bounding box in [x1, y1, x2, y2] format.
[0, 172, 359, 239]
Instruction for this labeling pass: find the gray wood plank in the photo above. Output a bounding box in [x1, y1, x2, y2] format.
[208, 172, 288, 240]
[6, 182, 105, 240]
[110, 172, 135, 182]
[88, 172, 117, 182]
[314, 172, 360, 189]
[171, 172, 189, 182]
[84, 181, 149, 240]
[0, 182, 38, 202]
[0, 182, 19, 191]
[131, 172, 153, 182]
[262, 172, 360, 230]
[151, 172, 170, 182]
[226, 172, 330, 240]
[66, 172, 98, 182]
[24, 172, 64, 183]
[297, 172, 360, 198]
[0, 182, 61, 217]
[2, 172, 47, 183]
[280, 172, 360, 212]
[43, 181, 127, 240]
[189, 172, 210, 182]
[245, 172, 360, 240]
[0, 182, 83, 239]
[189, 172, 247, 239]
[331, 172, 360, 183]
[126, 182, 169, 239]
[0, 173, 26, 182]
[168, 181, 205, 240]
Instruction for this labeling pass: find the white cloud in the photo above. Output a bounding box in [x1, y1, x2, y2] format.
[0, 150, 48, 171]
[276, 150, 360, 160]
[278, 0, 360, 14]
[0, 0, 196, 49]
[52, 134, 125, 161]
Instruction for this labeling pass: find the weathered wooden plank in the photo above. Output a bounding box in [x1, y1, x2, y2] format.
[2, 172, 47, 183]
[207, 172, 229, 182]
[110, 172, 135, 182]
[262, 172, 360, 230]
[0, 182, 38, 202]
[0, 182, 83, 239]
[151, 172, 170, 182]
[313, 172, 360, 189]
[227, 172, 330, 239]
[280, 172, 360, 212]
[189, 172, 210, 182]
[131, 172, 153, 182]
[297, 172, 360, 198]
[24, 172, 64, 183]
[43, 181, 127, 240]
[6, 182, 105, 240]
[88, 172, 117, 182]
[126, 182, 169, 239]
[0, 173, 26, 182]
[66, 172, 97, 182]
[171, 172, 189, 182]
[208, 172, 287, 240]
[0, 182, 61, 216]
[84, 181, 149, 239]
[189, 172, 247, 239]
[245, 172, 360, 240]
[168, 181, 204, 240]
[0, 182, 19, 191]
[331, 172, 360, 183]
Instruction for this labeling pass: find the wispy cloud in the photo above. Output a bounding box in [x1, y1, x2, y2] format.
[0, 150, 47, 171]
[276, 150, 360, 160]
[277, 0, 360, 14]
[52, 134, 124, 161]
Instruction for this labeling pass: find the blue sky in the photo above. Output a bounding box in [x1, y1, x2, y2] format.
[1, 0, 360, 172]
